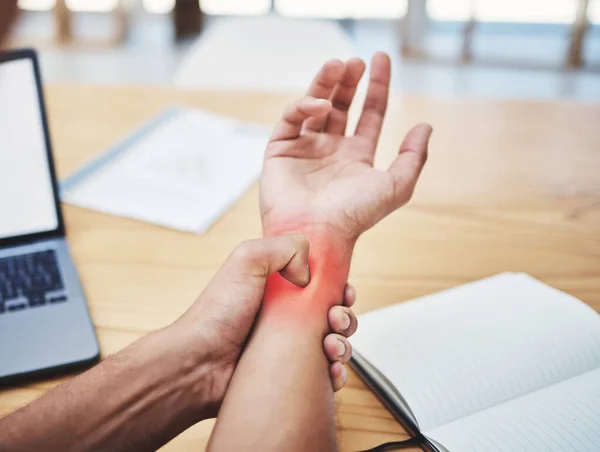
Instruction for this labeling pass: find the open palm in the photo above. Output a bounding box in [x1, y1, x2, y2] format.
[260, 53, 432, 240]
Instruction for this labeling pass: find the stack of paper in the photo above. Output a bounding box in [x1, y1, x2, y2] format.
[61, 107, 271, 233]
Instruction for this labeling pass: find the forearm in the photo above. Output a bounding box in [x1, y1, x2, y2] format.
[208, 224, 354, 451]
[0, 326, 213, 452]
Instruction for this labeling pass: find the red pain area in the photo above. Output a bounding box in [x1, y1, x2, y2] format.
[262, 224, 354, 323]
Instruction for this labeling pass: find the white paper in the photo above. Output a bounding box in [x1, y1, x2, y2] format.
[62, 108, 271, 233]
[351, 273, 600, 431]
[425, 368, 600, 452]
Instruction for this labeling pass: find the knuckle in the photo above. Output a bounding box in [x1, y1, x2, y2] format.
[231, 240, 259, 264]
[283, 99, 305, 123]
[331, 98, 351, 112]
[289, 233, 310, 252]
[393, 180, 414, 207]
[286, 99, 300, 111]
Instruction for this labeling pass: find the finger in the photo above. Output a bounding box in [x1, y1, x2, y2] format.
[354, 52, 391, 149]
[330, 362, 348, 392]
[303, 59, 346, 133]
[387, 123, 432, 208]
[306, 58, 346, 100]
[324, 334, 353, 364]
[343, 283, 356, 307]
[269, 97, 332, 143]
[227, 234, 311, 288]
[325, 58, 366, 135]
[328, 306, 358, 337]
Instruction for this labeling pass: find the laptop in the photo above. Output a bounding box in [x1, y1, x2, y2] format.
[0, 49, 99, 384]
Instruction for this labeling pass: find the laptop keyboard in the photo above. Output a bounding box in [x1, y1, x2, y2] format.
[0, 250, 66, 315]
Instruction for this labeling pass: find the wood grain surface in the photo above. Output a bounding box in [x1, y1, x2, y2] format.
[0, 85, 599, 452]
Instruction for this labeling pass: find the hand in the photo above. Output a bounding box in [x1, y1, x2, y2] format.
[261, 52, 432, 240]
[173, 235, 358, 416]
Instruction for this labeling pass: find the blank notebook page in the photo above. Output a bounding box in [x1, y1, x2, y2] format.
[425, 367, 600, 452]
[351, 273, 600, 431]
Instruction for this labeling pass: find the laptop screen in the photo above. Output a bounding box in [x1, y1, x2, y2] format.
[0, 57, 59, 240]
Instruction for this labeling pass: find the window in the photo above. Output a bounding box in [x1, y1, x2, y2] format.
[275, 0, 407, 18]
[19, 0, 120, 12]
[17, 0, 599, 23]
[142, 0, 174, 13]
[66, 0, 120, 12]
[200, 0, 270, 15]
[428, 0, 579, 23]
[591, 0, 600, 24]
[18, 0, 55, 10]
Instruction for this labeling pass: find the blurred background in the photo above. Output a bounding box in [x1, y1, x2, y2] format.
[6, 0, 600, 100]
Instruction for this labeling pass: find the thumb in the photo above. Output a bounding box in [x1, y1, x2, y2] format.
[225, 234, 311, 288]
[183, 235, 311, 341]
[387, 123, 432, 208]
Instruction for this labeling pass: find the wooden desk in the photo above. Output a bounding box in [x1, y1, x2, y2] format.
[1, 85, 599, 451]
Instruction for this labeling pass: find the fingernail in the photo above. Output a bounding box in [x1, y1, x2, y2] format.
[305, 264, 311, 285]
[341, 366, 347, 385]
[346, 285, 355, 300]
[337, 340, 346, 358]
[341, 313, 351, 331]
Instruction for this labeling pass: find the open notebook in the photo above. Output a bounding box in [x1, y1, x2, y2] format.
[350, 273, 600, 452]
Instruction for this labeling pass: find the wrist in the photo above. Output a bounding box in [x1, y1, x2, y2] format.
[263, 220, 356, 248]
[261, 222, 355, 328]
[263, 222, 355, 274]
